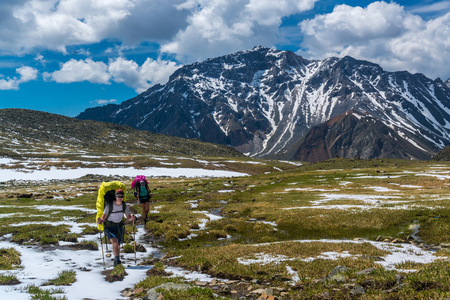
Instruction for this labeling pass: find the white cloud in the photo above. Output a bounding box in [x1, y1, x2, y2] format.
[0, 66, 38, 90]
[1, 0, 189, 54]
[2, 0, 449, 88]
[48, 58, 111, 84]
[109, 57, 181, 93]
[410, 1, 450, 14]
[93, 99, 117, 105]
[298, 1, 450, 80]
[161, 0, 318, 62]
[1, 0, 134, 54]
[46, 57, 181, 92]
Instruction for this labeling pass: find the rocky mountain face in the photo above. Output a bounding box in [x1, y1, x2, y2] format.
[77, 47, 450, 162]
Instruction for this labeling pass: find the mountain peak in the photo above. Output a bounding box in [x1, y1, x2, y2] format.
[77, 47, 450, 162]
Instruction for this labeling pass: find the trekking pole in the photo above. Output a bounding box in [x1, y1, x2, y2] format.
[104, 234, 108, 251]
[99, 231, 105, 269]
[133, 218, 137, 265]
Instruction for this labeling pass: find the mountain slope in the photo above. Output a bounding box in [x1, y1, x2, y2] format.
[293, 110, 432, 162]
[77, 47, 450, 161]
[0, 108, 243, 159]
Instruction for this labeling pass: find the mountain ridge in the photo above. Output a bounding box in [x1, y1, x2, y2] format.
[0, 108, 242, 159]
[77, 47, 450, 161]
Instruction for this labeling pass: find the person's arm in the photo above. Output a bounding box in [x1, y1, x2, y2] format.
[125, 213, 136, 221]
[124, 204, 136, 221]
[97, 213, 107, 224]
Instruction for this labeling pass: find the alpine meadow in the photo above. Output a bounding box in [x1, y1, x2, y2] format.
[2, 103, 450, 299]
[1, 13, 450, 298]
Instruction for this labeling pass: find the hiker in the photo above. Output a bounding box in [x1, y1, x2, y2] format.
[97, 189, 136, 266]
[132, 175, 152, 223]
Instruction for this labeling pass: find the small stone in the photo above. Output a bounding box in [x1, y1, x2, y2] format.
[252, 288, 273, 295]
[356, 267, 376, 276]
[195, 281, 208, 286]
[122, 290, 134, 297]
[257, 294, 278, 300]
[328, 274, 346, 284]
[396, 274, 405, 285]
[350, 285, 365, 296]
[219, 285, 231, 294]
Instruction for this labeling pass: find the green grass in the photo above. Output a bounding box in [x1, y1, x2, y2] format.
[0, 248, 21, 270]
[42, 270, 76, 286]
[0, 273, 20, 285]
[22, 284, 67, 300]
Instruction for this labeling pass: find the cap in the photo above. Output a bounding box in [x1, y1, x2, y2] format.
[115, 189, 124, 196]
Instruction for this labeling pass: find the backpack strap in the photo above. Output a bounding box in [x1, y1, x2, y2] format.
[106, 201, 127, 220]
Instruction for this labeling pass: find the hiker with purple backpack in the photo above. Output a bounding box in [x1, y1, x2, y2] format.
[131, 175, 152, 224]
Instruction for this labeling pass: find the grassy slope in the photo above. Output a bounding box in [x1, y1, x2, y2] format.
[0, 108, 243, 159]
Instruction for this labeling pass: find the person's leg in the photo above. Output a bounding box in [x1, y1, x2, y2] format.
[110, 238, 120, 256]
[140, 202, 146, 222]
[143, 202, 150, 222]
[110, 237, 122, 265]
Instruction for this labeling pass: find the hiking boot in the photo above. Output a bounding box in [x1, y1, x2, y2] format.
[144, 217, 148, 224]
[114, 259, 122, 267]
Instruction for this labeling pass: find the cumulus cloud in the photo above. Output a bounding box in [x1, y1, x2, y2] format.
[1, 0, 190, 54]
[0, 66, 38, 90]
[2, 0, 450, 89]
[298, 1, 450, 80]
[161, 0, 318, 62]
[109, 57, 180, 92]
[1, 0, 128, 53]
[47, 59, 111, 84]
[46, 57, 181, 92]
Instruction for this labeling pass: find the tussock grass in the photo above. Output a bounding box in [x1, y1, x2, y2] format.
[161, 286, 219, 299]
[7, 224, 72, 245]
[22, 284, 67, 300]
[42, 270, 76, 286]
[134, 275, 185, 291]
[0, 248, 21, 270]
[0, 273, 20, 285]
[111, 264, 126, 275]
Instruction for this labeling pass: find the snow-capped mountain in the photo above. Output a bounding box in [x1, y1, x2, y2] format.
[77, 46, 450, 161]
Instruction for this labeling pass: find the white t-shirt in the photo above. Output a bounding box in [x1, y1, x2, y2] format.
[103, 202, 130, 223]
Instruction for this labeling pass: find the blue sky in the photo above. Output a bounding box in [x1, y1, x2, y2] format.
[0, 0, 449, 117]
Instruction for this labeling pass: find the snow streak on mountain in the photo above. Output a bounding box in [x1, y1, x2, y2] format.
[77, 47, 450, 161]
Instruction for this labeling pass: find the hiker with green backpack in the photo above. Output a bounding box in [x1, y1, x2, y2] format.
[97, 188, 136, 266]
